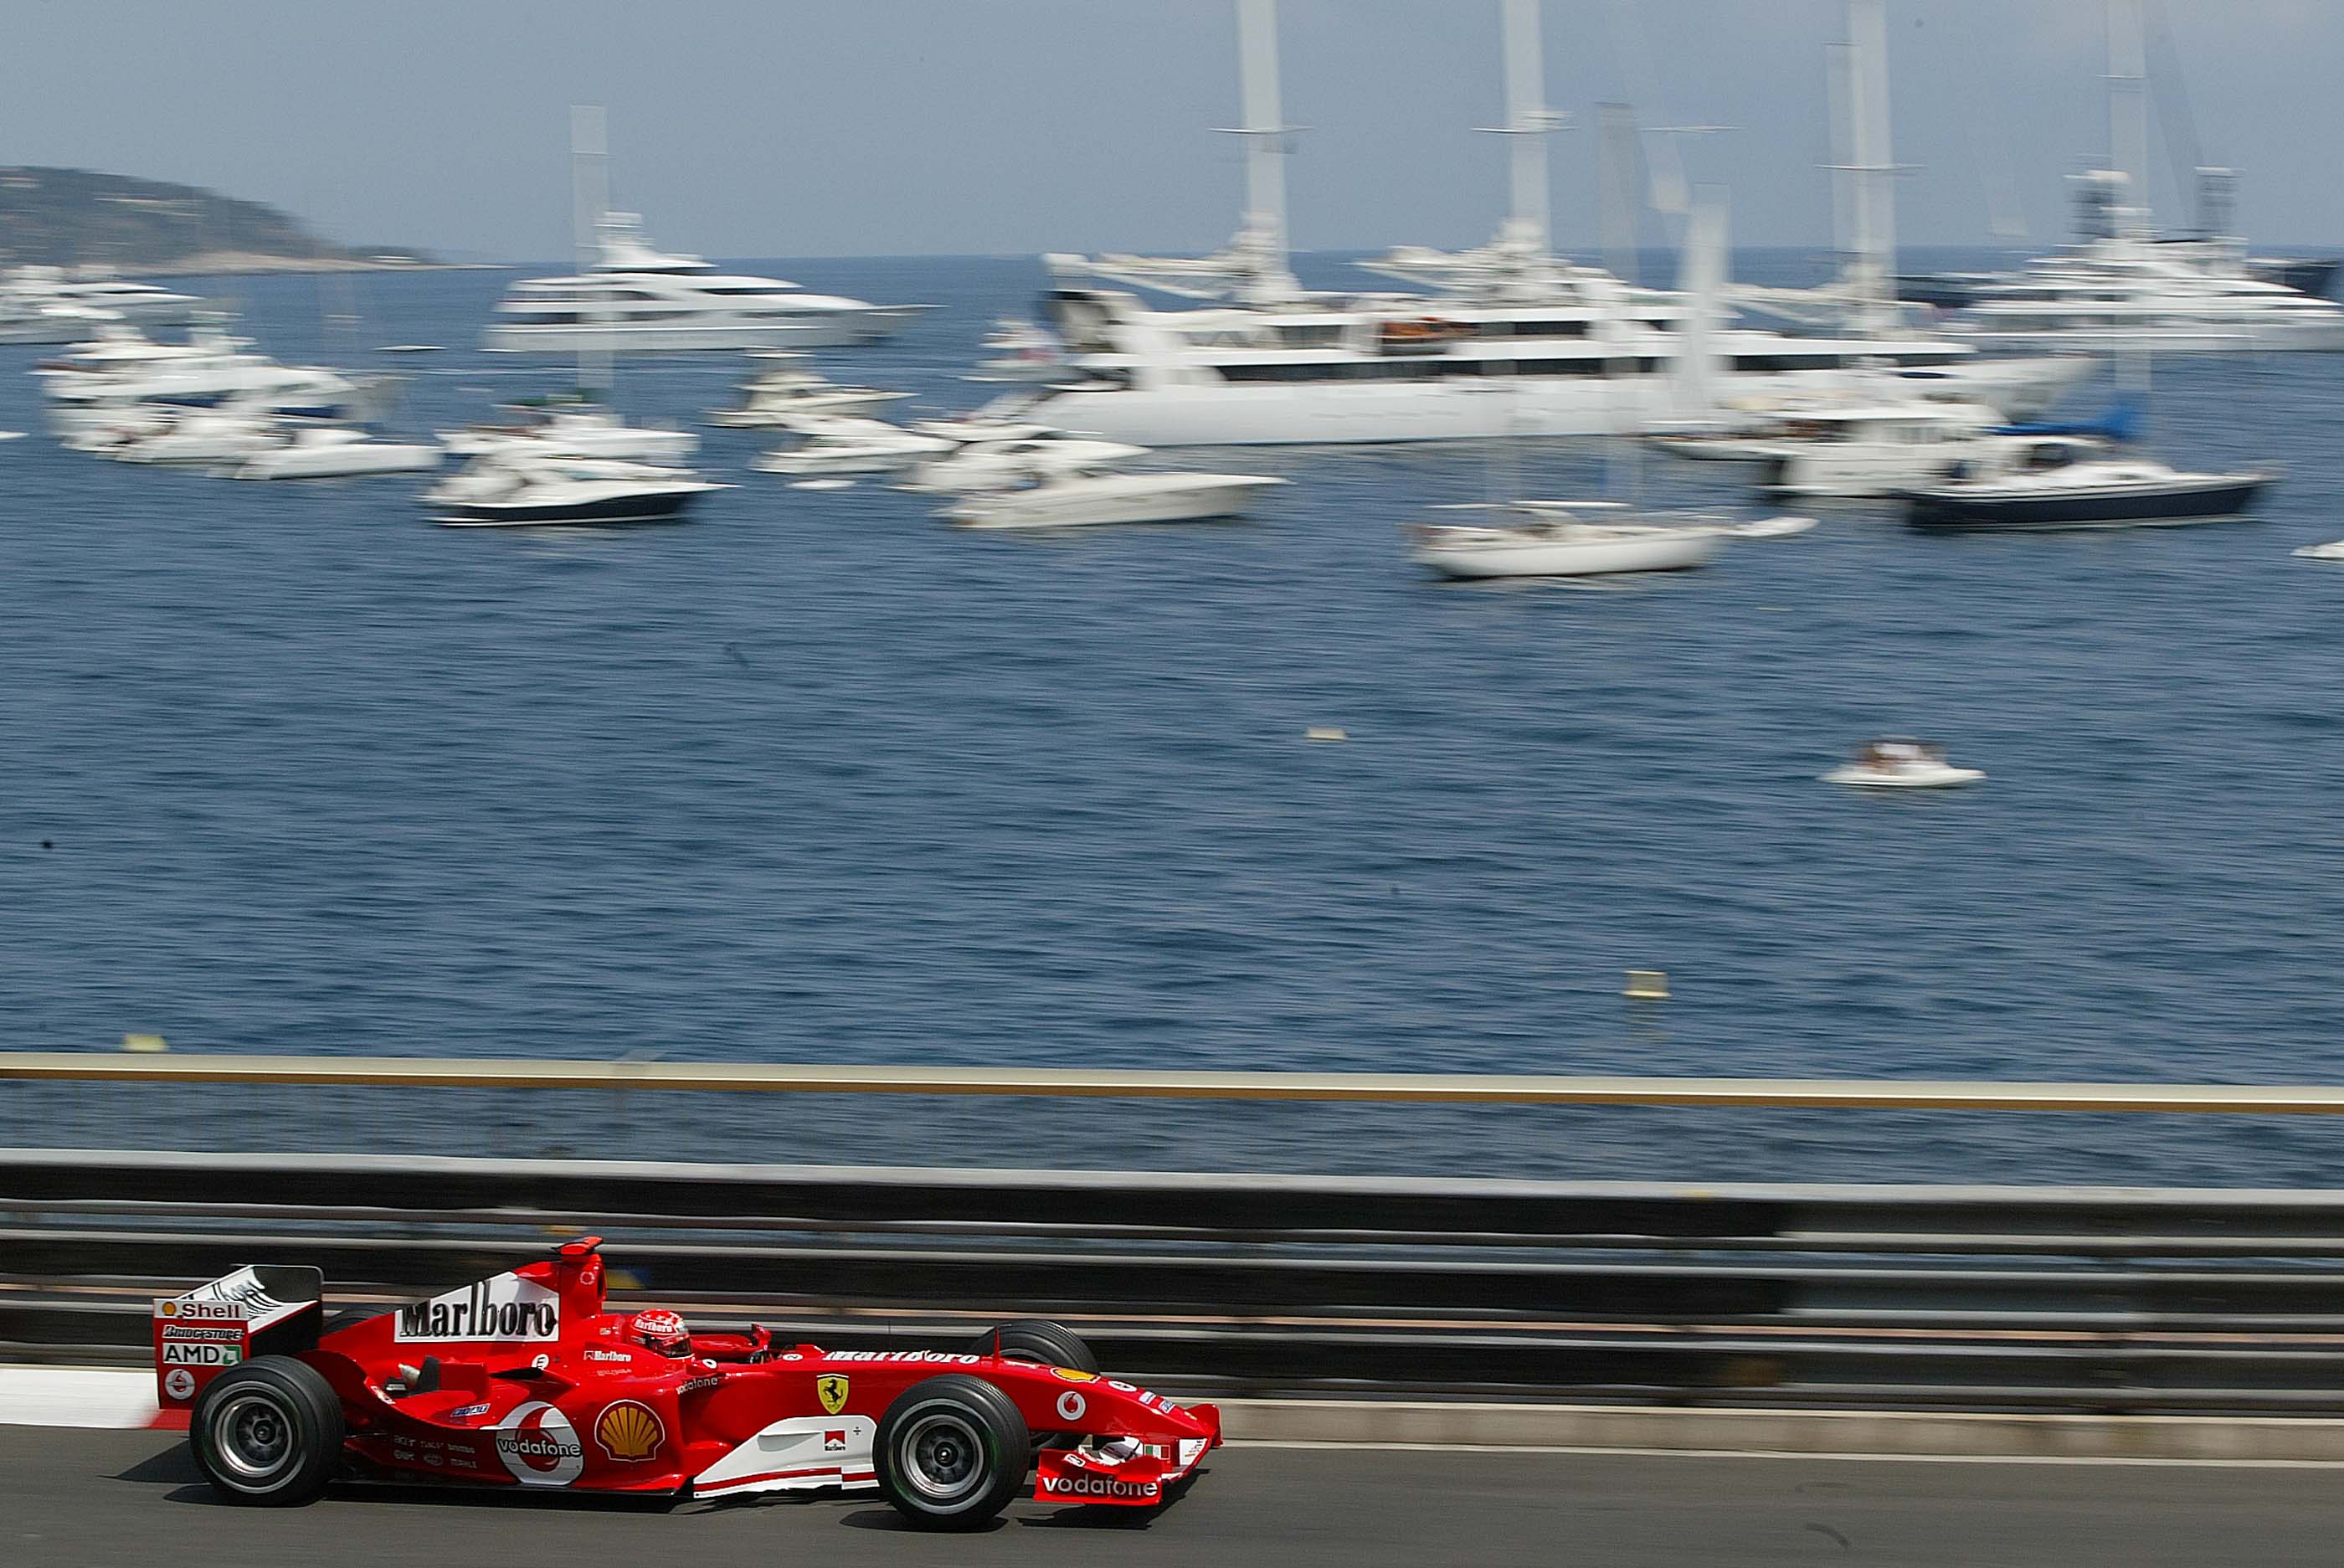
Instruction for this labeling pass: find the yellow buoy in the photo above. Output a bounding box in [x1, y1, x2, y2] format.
[1305, 727, 1348, 743]
[121, 1033, 168, 1053]
[1622, 970, 1669, 1000]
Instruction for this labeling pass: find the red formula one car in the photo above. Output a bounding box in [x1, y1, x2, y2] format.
[152, 1236, 1219, 1529]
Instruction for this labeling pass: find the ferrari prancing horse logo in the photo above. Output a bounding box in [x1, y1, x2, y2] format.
[817, 1374, 850, 1416]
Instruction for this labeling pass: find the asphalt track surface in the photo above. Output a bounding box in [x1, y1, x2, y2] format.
[8, 1428, 2344, 1567]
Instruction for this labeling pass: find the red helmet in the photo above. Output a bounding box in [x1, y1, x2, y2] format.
[631, 1308, 691, 1359]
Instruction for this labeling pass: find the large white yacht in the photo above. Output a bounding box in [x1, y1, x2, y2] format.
[484, 212, 927, 354]
[1950, 172, 2344, 353]
[1943, 3, 2344, 355]
[0, 266, 203, 344]
[1031, 0, 2079, 448]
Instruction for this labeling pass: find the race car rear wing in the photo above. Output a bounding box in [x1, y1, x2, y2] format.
[152, 1264, 324, 1413]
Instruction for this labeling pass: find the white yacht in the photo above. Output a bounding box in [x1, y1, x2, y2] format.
[1750, 399, 2009, 498]
[1945, 0, 2344, 355]
[424, 450, 728, 527]
[1033, 0, 2076, 448]
[752, 415, 953, 477]
[1951, 178, 2344, 353]
[440, 403, 697, 464]
[0, 265, 203, 343]
[229, 425, 443, 480]
[946, 469, 1287, 530]
[41, 324, 364, 435]
[1408, 501, 1812, 579]
[705, 354, 909, 427]
[900, 435, 1149, 495]
[484, 212, 928, 354]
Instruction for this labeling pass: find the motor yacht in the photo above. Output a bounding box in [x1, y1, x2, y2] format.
[1750, 399, 2010, 498]
[484, 213, 928, 354]
[1032, 0, 2078, 447]
[0, 266, 203, 343]
[2292, 540, 2344, 563]
[945, 469, 1287, 530]
[705, 354, 909, 427]
[440, 403, 697, 463]
[107, 404, 286, 465]
[424, 450, 727, 527]
[229, 425, 443, 480]
[900, 436, 1149, 495]
[1822, 739, 1984, 789]
[752, 415, 954, 477]
[1902, 440, 2271, 532]
[43, 324, 365, 434]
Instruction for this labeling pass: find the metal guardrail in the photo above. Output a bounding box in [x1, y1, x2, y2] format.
[9, 1051, 2344, 1111]
[10, 1149, 2344, 1415]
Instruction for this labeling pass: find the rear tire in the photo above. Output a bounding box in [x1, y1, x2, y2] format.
[874, 1374, 1029, 1531]
[189, 1356, 344, 1506]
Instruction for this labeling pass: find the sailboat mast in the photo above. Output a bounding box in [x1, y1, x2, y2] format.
[1498, 0, 1552, 253]
[1230, 0, 1299, 302]
[1843, 0, 1895, 339]
[2106, 0, 2151, 237]
[570, 104, 611, 396]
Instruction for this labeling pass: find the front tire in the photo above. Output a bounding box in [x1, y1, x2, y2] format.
[965, 1319, 1097, 1375]
[189, 1356, 345, 1506]
[874, 1374, 1029, 1531]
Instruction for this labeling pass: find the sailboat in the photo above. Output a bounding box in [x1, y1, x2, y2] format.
[1411, 160, 1812, 581]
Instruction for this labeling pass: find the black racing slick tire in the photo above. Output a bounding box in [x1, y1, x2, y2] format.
[966, 1319, 1098, 1375]
[874, 1374, 1031, 1531]
[189, 1356, 345, 1506]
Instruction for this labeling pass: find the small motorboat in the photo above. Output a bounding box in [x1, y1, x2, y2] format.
[753, 415, 953, 477]
[111, 405, 282, 465]
[705, 355, 910, 428]
[0, 429, 24, 442]
[946, 469, 1286, 529]
[424, 451, 727, 527]
[440, 405, 697, 464]
[1903, 446, 2272, 532]
[1821, 738, 1985, 789]
[968, 317, 1065, 383]
[2291, 540, 2344, 561]
[900, 436, 1149, 495]
[1408, 501, 1810, 579]
[229, 425, 443, 480]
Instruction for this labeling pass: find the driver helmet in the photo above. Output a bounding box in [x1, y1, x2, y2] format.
[631, 1308, 691, 1359]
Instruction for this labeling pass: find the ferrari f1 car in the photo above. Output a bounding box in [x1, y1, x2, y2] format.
[152, 1236, 1220, 1529]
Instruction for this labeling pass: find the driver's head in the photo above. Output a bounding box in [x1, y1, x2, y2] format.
[631, 1308, 691, 1359]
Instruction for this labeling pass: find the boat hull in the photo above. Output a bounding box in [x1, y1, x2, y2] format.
[1904, 476, 2269, 532]
[485, 307, 923, 355]
[948, 476, 1281, 529]
[1036, 359, 2078, 448]
[432, 488, 712, 528]
[1413, 531, 1721, 578]
[1821, 764, 1986, 789]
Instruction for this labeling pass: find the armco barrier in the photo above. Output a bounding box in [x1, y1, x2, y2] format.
[11, 1052, 2344, 1110]
[9, 1149, 2344, 1415]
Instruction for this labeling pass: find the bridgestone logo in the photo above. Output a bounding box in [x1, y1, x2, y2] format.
[396, 1274, 559, 1343]
[1041, 1473, 1159, 1499]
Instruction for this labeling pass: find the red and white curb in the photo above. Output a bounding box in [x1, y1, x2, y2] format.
[0, 1365, 180, 1430]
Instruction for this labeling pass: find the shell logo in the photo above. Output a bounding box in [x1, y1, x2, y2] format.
[594, 1400, 666, 1463]
[1051, 1366, 1099, 1384]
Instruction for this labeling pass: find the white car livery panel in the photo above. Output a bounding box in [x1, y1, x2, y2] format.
[691, 1415, 879, 1499]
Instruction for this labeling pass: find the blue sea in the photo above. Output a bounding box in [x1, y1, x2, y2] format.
[5, 248, 2343, 1185]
